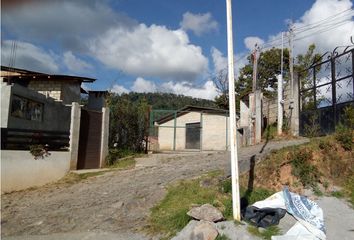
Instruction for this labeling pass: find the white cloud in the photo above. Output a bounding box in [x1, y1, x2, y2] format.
[131, 77, 157, 93]
[244, 37, 265, 51]
[211, 47, 228, 73]
[1, 40, 59, 73]
[111, 84, 129, 94]
[88, 24, 208, 81]
[255, 0, 354, 55]
[180, 12, 218, 36]
[161, 80, 218, 100]
[211, 47, 249, 78]
[292, 0, 354, 54]
[2, 0, 136, 52]
[110, 77, 218, 100]
[63, 51, 92, 73]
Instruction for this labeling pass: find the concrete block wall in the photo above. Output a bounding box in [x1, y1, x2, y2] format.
[1, 84, 71, 132]
[202, 113, 229, 151]
[28, 80, 81, 104]
[158, 112, 230, 151]
[28, 80, 62, 100]
[262, 83, 293, 125]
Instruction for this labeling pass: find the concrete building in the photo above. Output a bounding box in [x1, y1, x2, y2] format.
[1, 66, 95, 104]
[1, 66, 110, 192]
[155, 106, 230, 151]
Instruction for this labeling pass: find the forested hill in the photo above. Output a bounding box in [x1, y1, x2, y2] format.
[112, 92, 218, 110]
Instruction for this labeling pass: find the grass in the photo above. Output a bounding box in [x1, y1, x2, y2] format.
[216, 234, 231, 240]
[148, 173, 229, 238]
[247, 225, 281, 240]
[343, 176, 354, 207]
[108, 157, 136, 170]
[148, 172, 275, 239]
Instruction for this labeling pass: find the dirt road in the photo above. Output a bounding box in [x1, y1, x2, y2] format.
[1, 139, 308, 239]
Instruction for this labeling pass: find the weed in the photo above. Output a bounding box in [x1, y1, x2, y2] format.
[29, 144, 50, 159]
[109, 157, 136, 170]
[312, 185, 323, 196]
[149, 173, 228, 238]
[323, 181, 329, 190]
[290, 149, 319, 187]
[318, 139, 332, 150]
[106, 148, 137, 165]
[247, 225, 281, 240]
[216, 234, 231, 240]
[331, 191, 344, 198]
[304, 113, 321, 137]
[344, 176, 354, 207]
[263, 123, 277, 140]
[240, 187, 275, 205]
[335, 124, 353, 151]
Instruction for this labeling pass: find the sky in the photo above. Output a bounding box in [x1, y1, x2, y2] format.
[1, 0, 354, 100]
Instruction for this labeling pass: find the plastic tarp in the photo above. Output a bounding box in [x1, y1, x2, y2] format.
[248, 187, 326, 240]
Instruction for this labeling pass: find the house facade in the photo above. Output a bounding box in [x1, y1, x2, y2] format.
[156, 106, 230, 151]
[1, 66, 95, 104]
[1, 66, 110, 192]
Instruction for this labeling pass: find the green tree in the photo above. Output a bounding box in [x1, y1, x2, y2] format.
[213, 44, 322, 110]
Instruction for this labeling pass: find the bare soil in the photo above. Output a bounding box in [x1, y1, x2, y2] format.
[1, 139, 308, 239]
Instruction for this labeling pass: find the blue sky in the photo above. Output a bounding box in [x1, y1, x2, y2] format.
[1, 0, 353, 99]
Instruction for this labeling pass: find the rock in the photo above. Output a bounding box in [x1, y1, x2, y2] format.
[172, 220, 199, 240]
[258, 227, 266, 233]
[191, 220, 218, 240]
[111, 201, 124, 208]
[187, 204, 224, 222]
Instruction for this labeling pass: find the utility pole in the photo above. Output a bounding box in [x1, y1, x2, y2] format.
[252, 45, 259, 92]
[251, 45, 260, 144]
[288, 22, 294, 99]
[226, 0, 241, 221]
[278, 32, 284, 135]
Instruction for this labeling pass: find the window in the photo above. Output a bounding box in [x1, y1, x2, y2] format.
[11, 95, 43, 121]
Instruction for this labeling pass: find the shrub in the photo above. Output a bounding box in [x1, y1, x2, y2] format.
[304, 113, 321, 137]
[106, 148, 136, 165]
[335, 124, 353, 151]
[263, 123, 277, 140]
[29, 144, 50, 160]
[290, 149, 319, 187]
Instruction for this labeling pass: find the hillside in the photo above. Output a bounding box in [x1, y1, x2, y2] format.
[115, 92, 218, 110]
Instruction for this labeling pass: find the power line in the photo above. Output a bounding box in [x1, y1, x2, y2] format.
[294, 8, 353, 31]
[259, 8, 353, 50]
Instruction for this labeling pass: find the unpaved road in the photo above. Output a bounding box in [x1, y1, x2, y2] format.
[2, 139, 310, 239]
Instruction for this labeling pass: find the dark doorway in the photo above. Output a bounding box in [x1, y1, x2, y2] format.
[77, 109, 102, 169]
[185, 122, 201, 149]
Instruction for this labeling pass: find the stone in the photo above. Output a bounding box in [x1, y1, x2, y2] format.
[111, 201, 124, 208]
[191, 220, 218, 240]
[187, 204, 224, 222]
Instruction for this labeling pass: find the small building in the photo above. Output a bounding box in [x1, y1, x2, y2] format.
[1, 66, 95, 104]
[155, 106, 230, 151]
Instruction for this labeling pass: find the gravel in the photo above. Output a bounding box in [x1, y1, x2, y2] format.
[1, 138, 310, 239]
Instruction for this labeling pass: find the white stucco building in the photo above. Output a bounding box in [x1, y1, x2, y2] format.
[155, 106, 231, 151]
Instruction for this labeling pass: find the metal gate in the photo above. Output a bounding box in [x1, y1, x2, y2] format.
[299, 45, 354, 135]
[77, 109, 102, 169]
[185, 122, 201, 149]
